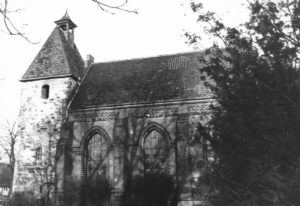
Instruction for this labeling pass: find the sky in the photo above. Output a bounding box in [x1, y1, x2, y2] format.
[0, 0, 248, 124]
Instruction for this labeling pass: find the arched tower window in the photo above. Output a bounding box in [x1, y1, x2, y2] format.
[143, 129, 169, 174]
[85, 133, 109, 181]
[35, 146, 42, 162]
[41, 85, 49, 99]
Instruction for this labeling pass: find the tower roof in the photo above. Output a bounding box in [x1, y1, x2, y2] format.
[21, 27, 84, 81]
[54, 10, 77, 29]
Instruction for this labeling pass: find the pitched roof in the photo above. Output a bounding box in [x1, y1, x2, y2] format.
[69, 52, 212, 110]
[21, 27, 84, 81]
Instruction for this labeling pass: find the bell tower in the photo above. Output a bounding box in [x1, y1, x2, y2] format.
[54, 10, 77, 48]
[12, 12, 84, 200]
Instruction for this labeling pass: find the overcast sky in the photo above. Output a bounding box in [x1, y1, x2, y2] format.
[0, 0, 248, 124]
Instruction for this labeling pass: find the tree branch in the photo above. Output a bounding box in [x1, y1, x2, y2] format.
[0, 0, 37, 43]
[91, 0, 137, 14]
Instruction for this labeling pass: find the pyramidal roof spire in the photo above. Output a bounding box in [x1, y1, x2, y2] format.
[20, 12, 84, 82]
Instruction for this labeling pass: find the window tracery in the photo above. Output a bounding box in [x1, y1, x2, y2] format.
[85, 133, 109, 181]
[143, 129, 169, 174]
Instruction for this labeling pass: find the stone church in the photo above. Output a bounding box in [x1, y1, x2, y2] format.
[13, 12, 213, 206]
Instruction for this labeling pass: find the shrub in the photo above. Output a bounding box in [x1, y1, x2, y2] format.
[80, 176, 112, 206]
[123, 173, 175, 206]
[8, 192, 41, 206]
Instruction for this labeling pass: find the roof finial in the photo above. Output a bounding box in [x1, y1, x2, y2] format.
[64, 9, 70, 19]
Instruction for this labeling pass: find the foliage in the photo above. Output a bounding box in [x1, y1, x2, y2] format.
[123, 173, 175, 206]
[80, 176, 112, 206]
[63, 176, 81, 206]
[7, 192, 41, 206]
[188, 0, 300, 205]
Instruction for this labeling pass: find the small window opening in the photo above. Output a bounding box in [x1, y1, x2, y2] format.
[41, 85, 49, 99]
[60, 25, 66, 31]
[35, 147, 42, 162]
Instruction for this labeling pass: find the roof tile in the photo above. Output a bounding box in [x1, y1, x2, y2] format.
[21, 27, 84, 81]
[70, 52, 212, 109]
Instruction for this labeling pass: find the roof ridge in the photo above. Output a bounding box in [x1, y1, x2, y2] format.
[66, 59, 93, 112]
[71, 43, 85, 77]
[57, 28, 72, 75]
[93, 51, 201, 65]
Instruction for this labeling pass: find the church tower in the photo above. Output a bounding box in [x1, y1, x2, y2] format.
[13, 12, 85, 199]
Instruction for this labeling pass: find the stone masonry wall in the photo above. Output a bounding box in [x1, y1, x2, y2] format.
[13, 77, 77, 196]
[61, 100, 212, 206]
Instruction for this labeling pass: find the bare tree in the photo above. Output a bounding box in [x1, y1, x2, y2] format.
[0, 0, 35, 43]
[31, 124, 58, 206]
[0, 120, 18, 198]
[0, 0, 137, 43]
[0, 120, 18, 171]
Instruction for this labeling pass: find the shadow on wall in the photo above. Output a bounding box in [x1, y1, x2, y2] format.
[60, 103, 214, 206]
[80, 176, 112, 206]
[63, 173, 175, 206]
[122, 173, 175, 206]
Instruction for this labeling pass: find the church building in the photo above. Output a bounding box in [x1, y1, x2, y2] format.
[13, 12, 214, 206]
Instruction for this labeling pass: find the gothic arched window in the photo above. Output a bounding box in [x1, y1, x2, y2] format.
[143, 129, 169, 174]
[85, 133, 109, 181]
[41, 85, 49, 99]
